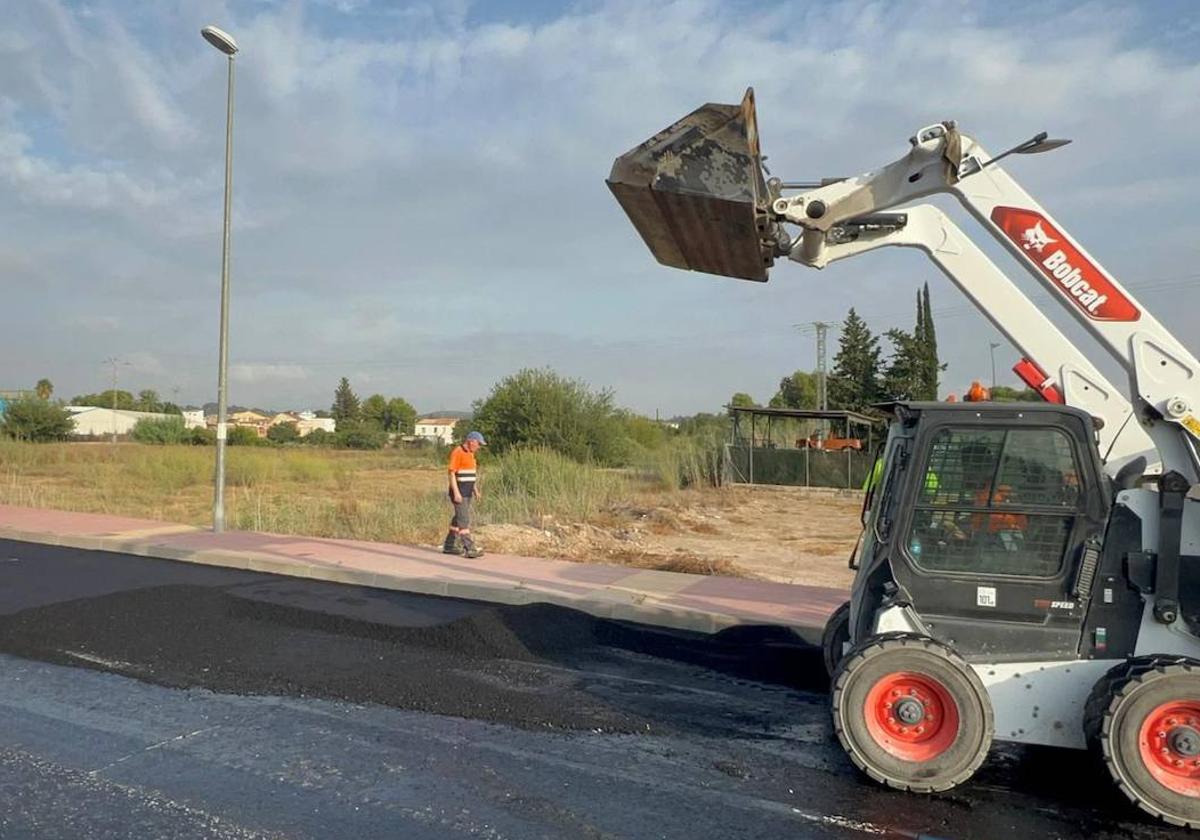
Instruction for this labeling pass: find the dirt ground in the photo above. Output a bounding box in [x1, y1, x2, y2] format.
[476, 485, 862, 588]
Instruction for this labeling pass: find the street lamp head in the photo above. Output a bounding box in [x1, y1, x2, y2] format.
[201, 25, 239, 55]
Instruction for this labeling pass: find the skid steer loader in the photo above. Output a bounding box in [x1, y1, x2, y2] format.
[607, 90, 1200, 829]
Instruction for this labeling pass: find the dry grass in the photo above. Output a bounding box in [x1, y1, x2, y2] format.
[0, 441, 863, 584]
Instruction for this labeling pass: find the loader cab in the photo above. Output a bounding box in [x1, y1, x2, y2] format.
[850, 402, 1113, 662]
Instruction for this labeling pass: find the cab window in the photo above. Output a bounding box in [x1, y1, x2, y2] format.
[907, 426, 1082, 577]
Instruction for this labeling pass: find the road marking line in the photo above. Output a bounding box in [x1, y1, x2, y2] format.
[61, 650, 137, 671]
[88, 726, 220, 777]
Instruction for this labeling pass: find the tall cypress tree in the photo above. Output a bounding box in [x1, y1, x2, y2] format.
[331, 377, 361, 425]
[920, 283, 943, 400]
[828, 308, 882, 411]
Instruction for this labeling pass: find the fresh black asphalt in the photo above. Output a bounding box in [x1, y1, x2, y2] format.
[0, 539, 1188, 839]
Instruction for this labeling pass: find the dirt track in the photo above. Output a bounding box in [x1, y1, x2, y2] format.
[477, 486, 862, 587]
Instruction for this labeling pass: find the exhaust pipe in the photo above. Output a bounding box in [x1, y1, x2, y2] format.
[606, 88, 779, 282]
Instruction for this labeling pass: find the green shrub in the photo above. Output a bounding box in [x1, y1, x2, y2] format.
[302, 428, 333, 446]
[227, 425, 264, 446]
[131, 416, 188, 445]
[335, 423, 387, 450]
[189, 426, 215, 445]
[471, 368, 629, 465]
[0, 398, 74, 442]
[267, 422, 300, 444]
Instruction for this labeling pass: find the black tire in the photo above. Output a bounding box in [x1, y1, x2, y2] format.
[822, 601, 852, 678]
[1096, 659, 1200, 829]
[831, 634, 993, 793]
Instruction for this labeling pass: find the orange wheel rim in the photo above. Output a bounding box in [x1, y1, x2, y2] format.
[863, 671, 960, 762]
[1139, 700, 1200, 797]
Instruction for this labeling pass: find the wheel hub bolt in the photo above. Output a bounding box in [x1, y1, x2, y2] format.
[1168, 726, 1200, 757]
[894, 698, 925, 725]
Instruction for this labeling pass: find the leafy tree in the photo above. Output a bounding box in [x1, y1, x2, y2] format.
[331, 377, 360, 426]
[267, 422, 301, 444]
[471, 368, 628, 464]
[131, 416, 187, 444]
[828, 309, 882, 411]
[675, 412, 730, 439]
[621, 411, 671, 449]
[135, 389, 162, 413]
[385, 397, 417, 434]
[35, 379, 53, 400]
[72, 390, 135, 410]
[768, 371, 818, 409]
[361, 394, 388, 429]
[880, 328, 926, 401]
[729, 392, 757, 408]
[160, 402, 183, 416]
[990, 385, 1043, 402]
[336, 422, 387, 450]
[0, 397, 74, 441]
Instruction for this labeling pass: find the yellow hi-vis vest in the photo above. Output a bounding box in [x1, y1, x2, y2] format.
[863, 457, 939, 494]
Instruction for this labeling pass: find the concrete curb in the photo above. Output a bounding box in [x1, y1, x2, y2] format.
[0, 524, 833, 642]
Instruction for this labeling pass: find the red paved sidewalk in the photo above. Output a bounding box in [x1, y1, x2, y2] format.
[0, 504, 847, 641]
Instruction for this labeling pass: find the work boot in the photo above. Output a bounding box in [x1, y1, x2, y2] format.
[442, 532, 463, 555]
[461, 536, 484, 559]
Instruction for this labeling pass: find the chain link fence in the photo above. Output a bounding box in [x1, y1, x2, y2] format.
[722, 406, 881, 489]
[722, 443, 874, 489]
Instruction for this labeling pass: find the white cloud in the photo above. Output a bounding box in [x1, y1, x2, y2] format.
[1, 0, 1198, 413]
[231, 363, 311, 383]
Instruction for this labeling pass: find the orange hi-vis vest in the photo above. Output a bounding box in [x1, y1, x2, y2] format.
[448, 445, 478, 497]
[969, 485, 1028, 534]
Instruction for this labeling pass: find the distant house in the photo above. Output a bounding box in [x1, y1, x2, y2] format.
[65, 406, 171, 438]
[182, 410, 206, 430]
[296, 417, 335, 437]
[227, 409, 272, 438]
[414, 417, 459, 445]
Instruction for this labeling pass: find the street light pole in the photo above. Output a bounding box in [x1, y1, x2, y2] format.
[202, 25, 239, 533]
[989, 342, 1001, 391]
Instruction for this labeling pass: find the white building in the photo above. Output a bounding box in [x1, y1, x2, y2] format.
[414, 417, 459, 445]
[65, 406, 172, 438]
[296, 417, 336, 437]
[182, 409, 206, 429]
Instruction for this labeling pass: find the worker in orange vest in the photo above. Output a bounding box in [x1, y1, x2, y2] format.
[443, 431, 486, 558]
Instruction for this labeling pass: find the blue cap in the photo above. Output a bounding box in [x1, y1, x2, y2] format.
[466, 431, 487, 444]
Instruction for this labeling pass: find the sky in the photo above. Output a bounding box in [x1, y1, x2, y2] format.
[2, 0, 1198, 416]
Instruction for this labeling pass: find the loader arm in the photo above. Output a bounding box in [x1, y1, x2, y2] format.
[805, 205, 1155, 472]
[774, 122, 1200, 481]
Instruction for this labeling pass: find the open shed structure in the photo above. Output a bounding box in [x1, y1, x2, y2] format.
[724, 405, 883, 489]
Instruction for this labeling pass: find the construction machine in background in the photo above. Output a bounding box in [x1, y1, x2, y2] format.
[608, 90, 1200, 829]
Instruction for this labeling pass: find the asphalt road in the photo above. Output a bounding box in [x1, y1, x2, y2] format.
[0, 538, 1189, 840]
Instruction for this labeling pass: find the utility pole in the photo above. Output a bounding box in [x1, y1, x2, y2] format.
[101, 357, 128, 444]
[813, 321, 833, 411]
[989, 341, 1001, 390]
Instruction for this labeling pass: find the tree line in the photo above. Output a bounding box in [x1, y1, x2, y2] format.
[733, 283, 1035, 412]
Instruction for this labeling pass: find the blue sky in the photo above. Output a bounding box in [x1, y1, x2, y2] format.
[2, 0, 1198, 415]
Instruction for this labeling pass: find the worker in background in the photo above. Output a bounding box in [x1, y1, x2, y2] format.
[862, 451, 940, 497]
[964, 381, 990, 402]
[443, 431, 486, 558]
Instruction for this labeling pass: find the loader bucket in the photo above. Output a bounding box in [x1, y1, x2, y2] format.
[607, 88, 776, 282]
